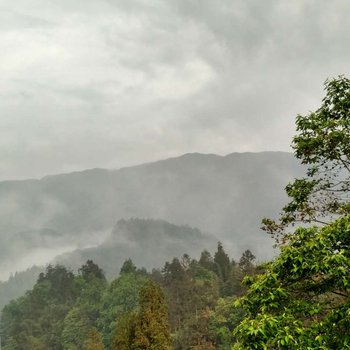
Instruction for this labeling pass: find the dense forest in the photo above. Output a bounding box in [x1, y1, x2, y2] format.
[0, 243, 258, 349]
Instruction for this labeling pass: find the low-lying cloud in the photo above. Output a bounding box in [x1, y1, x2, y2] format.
[1, 0, 350, 180]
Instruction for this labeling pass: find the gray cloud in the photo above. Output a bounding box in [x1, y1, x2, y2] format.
[1, 0, 350, 180]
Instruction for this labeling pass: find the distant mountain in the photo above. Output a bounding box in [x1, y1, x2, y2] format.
[0, 151, 304, 279]
[55, 218, 218, 278]
[0, 218, 216, 310]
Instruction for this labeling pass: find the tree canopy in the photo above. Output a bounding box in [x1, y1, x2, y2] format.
[236, 75, 350, 349]
[263, 76, 350, 241]
[234, 215, 350, 349]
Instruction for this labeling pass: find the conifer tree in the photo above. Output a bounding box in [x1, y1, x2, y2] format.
[112, 312, 137, 350]
[84, 328, 105, 350]
[238, 249, 256, 275]
[199, 250, 215, 272]
[214, 242, 231, 282]
[133, 280, 172, 350]
[120, 259, 137, 275]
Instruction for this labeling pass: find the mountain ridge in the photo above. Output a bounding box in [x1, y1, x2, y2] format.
[0, 151, 293, 183]
[0, 151, 303, 280]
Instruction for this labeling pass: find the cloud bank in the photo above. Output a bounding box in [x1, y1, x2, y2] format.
[1, 0, 350, 180]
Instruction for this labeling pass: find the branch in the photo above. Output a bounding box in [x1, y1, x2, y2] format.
[331, 290, 350, 298]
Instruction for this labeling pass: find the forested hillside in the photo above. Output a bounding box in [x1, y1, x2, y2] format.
[0, 266, 44, 312]
[0, 218, 217, 311]
[1, 243, 258, 350]
[56, 218, 218, 278]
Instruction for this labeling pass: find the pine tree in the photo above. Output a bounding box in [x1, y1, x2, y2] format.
[133, 280, 172, 350]
[238, 249, 256, 275]
[120, 259, 137, 275]
[214, 242, 231, 282]
[112, 312, 137, 350]
[84, 328, 105, 350]
[198, 250, 215, 272]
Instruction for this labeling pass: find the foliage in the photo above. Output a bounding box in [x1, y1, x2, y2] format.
[234, 215, 350, 349]
[262, 76, 350, 240]
[209, 297, 244, 350]
[1, 265, 79, 350]
[175, 307, 216, 350]
[79, 260, 106, 283]
[238, 250, 256, 275]
[112, 312, 138, 350]
[214, 242, 231, 282]
[84, 328, 105, 350]
[0, 265, 44, 312]
[120, 259, 137, 275]
[133, 280, 172, 350]
[61, 307, 91, 349]
[98, 269, 148, 346]
[0, 245, 256, 350]
[198, 250, 215, 272]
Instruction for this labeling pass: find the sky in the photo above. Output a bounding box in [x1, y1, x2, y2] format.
[1, 0, 350, 181]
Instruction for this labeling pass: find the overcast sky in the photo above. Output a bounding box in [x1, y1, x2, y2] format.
[1, 0, 350, 180]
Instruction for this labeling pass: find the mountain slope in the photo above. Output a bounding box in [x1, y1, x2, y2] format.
[0, 151, 304, 279]
[56, 218, 218, 278]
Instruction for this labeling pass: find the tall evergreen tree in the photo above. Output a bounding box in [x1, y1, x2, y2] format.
[84, 328, 105, 350]
[199, 250, 215, 272]
[112, 312, 137, 350]
[120, 259, 137, 275]
[79, 260, 106, 282]
[162, 258, 192, 331]
[214, 242, 231, 282]
[133, 280, 172, 350]
[238, 249, 256, 275]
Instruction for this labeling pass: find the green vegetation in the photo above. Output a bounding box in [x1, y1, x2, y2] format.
[0, 244, 257, 349]
[263, 76, 350, 241]
[0, 266, 44, 311]
[1, 76, 350, 349]
[234, 216, 350, 349]
[236, 76, 350, 349]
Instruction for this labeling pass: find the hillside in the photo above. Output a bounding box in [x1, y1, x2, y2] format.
[0, 151, 304, 280]
[0, 218, 216, 310]
[56, 218, 218, 278]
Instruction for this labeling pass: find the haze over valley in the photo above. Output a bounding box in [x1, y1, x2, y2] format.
[0, 151, 303, 282]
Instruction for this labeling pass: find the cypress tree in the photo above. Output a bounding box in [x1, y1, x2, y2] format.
[214, 242, 231, 282]
[133, 280, 172, 350]
[84, 328, 105, 350]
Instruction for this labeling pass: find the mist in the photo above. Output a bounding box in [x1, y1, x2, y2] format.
[0, 152, 304, 281]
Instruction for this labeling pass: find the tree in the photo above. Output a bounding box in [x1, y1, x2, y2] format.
[120, 259, 137, 275]
[111, 312, 137, 350]
[98, 272, 147, 346]
[61, 307, 91, 349]
[209, 297, 244, 350]
[233, 215, 350, 349]
[263, 76, 350, 241]
[162, 258, 192, 331]
[175, 308, 216, 350]
[77, 261, 107, 325]
[233, 76, 350, 349]
[79, 260, 106, 282]
[84, 328, 105, 350]
[133, 280, 172, 350]
[199, 250, 215, 272]
[214, 242, 231, 282]
[1, 265, 80, 350]
[238, 250, 256, 275]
